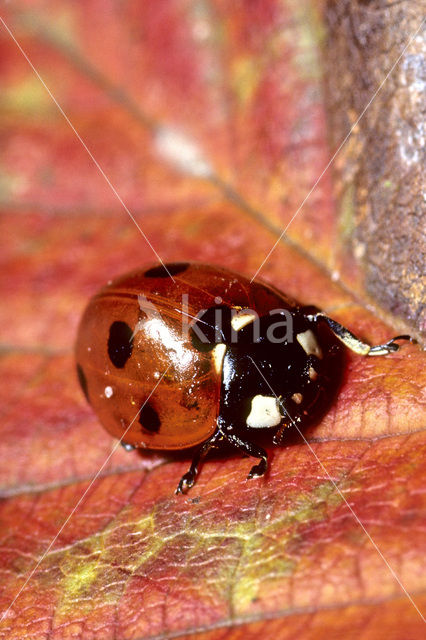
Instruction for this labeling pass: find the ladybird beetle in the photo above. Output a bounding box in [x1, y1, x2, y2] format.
[75, 262, 412, 493]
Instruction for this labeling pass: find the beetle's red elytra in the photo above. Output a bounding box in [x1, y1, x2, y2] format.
[75, 262, 412, 493]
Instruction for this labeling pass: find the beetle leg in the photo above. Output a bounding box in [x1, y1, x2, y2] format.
[224, 433, 268, 480]
[367, 335, 414, 355]
[175, 430, 222, 494]
[306, 311, 414, 356]
[271, 392, 304, 446]
[273, 416, 300, 446]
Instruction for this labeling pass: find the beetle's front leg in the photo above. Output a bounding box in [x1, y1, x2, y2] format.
[305, 311, 414, 356]
[176, 430, 222, 494]
[224, 432, 268, 480]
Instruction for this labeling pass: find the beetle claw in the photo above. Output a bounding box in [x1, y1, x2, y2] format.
[175, 472, 195, 494]
[247, 458, 267, 480]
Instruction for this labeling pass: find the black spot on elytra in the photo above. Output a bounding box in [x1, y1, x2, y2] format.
[108, 321, 133, 368]
[144, 262, 189, 278]
[76, 363, 89, 402]
[139, 402, 161, 432]
[190, 305, 233, 351]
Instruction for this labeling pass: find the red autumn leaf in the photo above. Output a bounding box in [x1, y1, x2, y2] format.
[0, 2, 425, 640]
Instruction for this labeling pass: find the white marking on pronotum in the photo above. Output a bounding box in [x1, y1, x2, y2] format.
[230, 311, 257, 332]
[104, 386, 113, 398]
[246, 395, 282, 429]
[212, 344, 227, 375]
[296, 329, 323, 359]
[154, 125, 213, 178]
